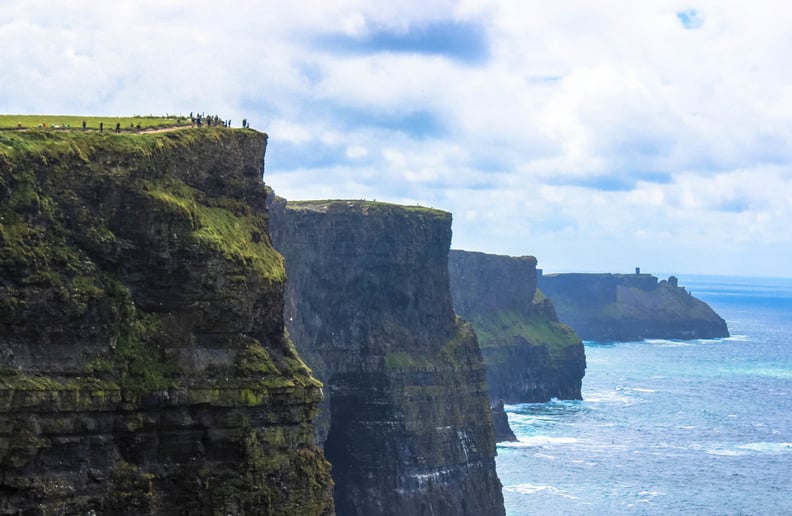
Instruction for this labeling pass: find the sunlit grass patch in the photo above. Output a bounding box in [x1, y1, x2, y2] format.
[0, 114, 192, 131]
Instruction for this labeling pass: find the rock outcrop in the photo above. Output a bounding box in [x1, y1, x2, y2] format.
[490, 400, 517, 443]
[269, 198, 505, 516]
[0, 129, 333, 514]
[537, 272, 729, 341]
[448, 250, 586, 404]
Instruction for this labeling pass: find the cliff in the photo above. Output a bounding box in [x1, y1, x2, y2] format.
[490, 401, 517, 443]
[448, 250, 586, 404]
[268, 197, 505, 516]
[0, 129, 333, 514]
[537, 272, 729, 341]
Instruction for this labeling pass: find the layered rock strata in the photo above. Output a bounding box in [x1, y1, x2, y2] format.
[490, 400, 517, 443]
[537, 272, 729, 341]
[448, 250, 586, 404]
[0, 129, 333, 514]
[269, 198, 505, 516]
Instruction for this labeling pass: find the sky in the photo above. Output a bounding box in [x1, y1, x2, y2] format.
[2, 1, 791, 278]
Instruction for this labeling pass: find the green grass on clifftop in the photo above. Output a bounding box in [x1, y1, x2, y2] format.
[0, 114, 191, 131]
[0, 125, 242, 161]
[287, 199, 449, 218]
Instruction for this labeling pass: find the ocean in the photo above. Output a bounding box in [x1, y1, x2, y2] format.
[497, 275, 792, 515]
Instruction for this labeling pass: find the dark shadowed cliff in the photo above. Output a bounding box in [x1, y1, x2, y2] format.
[269, 197, 505, 516]
[538, 272, 729, 341]
[0, 129, 333, 514]
[448, 250, 586, 404]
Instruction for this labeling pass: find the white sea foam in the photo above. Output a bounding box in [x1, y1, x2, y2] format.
[737, 442, 792, 453]
[707, 448, 750, 456]
[505, 399, 579, 411]
[498, 436, 579, 448]
[643, 339, 669, 344]
[644, 338, 700, 348]
[748, 367, 792, 379]
[638, 490, 664, 497]
[504, 483, 552, 495]
[504, 483, 579, 499]
[583, 390, 639, 405]
[717, 365, 792, 379]
[707, 441, 792, 456]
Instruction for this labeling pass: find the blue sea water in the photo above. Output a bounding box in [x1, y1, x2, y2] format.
[497, 276, 792, 515]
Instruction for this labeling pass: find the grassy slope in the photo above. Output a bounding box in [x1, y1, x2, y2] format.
[471, 290, 580, 363]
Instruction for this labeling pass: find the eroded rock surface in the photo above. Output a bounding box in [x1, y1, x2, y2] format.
[0, 129, 333, 514]
[269, 198, 505, 516]
[448, 250, 586, 404]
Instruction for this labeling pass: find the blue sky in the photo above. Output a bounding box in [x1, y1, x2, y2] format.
[2, 1, 791, 277]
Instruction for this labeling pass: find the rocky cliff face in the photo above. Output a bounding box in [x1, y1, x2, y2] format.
[537, 273, 729, 341]
[490, 400, 517, 443]
[0, 129, 333, 514]
[448, 250, 586, 404]
[269, 198, 505, 516]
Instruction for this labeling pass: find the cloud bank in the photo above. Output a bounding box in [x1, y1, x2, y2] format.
[3, 0, 791, 276]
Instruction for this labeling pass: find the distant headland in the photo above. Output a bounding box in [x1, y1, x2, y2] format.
[537, 269, 729, 341]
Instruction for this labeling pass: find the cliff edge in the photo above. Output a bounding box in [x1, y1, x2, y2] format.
[269, 197, 505, 516]
[448, 250, 586, 404]
[0, 129, 333, 514]
[538, 272, 729, 341]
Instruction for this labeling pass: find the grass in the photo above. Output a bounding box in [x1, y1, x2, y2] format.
[471, 309, 580, 361]
[145, 177, 285, 283]
[0, 114, 192, 131]
[287, 199, 449, 217]
[0, 125, 218, 162]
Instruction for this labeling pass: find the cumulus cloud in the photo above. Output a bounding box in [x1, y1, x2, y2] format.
[2, 0, 791, 276]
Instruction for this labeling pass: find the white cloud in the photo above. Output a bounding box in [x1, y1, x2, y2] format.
[345, 145, 368, 159]
[3, 0, 792, 276]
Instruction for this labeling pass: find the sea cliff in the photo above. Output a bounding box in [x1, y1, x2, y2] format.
[538, 272, 729, 341]
[448, 250, 586, 404]
[0, 129, 333, 514]
[269, 197, 505, 516]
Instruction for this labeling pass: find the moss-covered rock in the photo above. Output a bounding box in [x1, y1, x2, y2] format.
[0, 129, 333, 514]
[448, 250, 587, 404]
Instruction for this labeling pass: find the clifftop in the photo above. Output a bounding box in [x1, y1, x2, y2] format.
[0, 129, 333, 514]
[287, 198, 448, 216]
